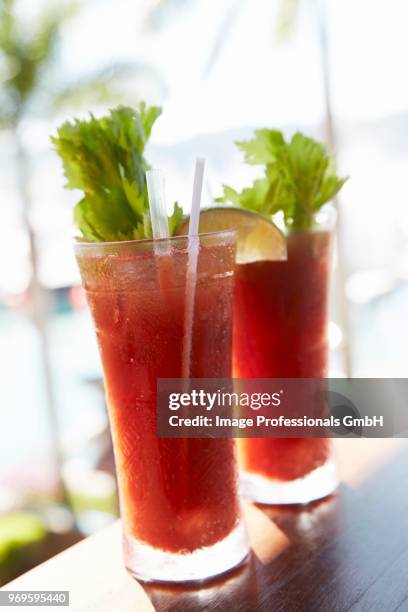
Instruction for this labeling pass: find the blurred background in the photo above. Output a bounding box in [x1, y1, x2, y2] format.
[1, 0, 407, 583]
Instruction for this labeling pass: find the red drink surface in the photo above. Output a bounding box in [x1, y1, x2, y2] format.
[234, 230, 332, 481]
[77, 237, 240, 553]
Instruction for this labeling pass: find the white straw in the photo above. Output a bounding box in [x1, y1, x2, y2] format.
[188, 158, 205, 237]
[146, 169, 170, 240]
[182, 158, 205, 380]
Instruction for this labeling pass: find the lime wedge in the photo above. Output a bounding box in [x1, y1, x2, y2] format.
[176, 207, 286, 263]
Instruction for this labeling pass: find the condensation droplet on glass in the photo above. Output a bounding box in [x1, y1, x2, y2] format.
[114, 307, 121, 325]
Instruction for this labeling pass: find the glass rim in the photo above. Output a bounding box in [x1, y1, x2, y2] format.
[74, 228, 236, 253]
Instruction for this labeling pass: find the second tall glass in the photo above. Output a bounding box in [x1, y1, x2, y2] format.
[234, 208, 339, 504]
[75, 230, 248, 582]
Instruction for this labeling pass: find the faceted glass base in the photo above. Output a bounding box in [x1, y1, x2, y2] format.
[240, 457, 339, 505]
[123, 518, 249, 583]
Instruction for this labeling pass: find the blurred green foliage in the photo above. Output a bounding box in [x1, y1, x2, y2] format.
[0, 512, 46, 563]
[67, 488, 118, 516]
[0, 0, 78, 125]
[0, 0, 161, 128]
[0, 512, 47, 584]
[274, 0, 302, 42]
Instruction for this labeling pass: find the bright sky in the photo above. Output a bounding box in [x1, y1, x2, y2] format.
[57, 0, 408, 135]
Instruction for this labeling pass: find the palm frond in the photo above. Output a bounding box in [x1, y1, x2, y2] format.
[0, 0, 78, 105]
[274, 0, 302, 43]
[0, 0, 16, 55]
[0, 1, 161, 128]
[30, 2, 78, 64]
[49, 62, 165, 113]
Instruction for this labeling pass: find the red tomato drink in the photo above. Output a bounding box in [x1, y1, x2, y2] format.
[234, 228, 338, 504]
[75, 232, 248, 581]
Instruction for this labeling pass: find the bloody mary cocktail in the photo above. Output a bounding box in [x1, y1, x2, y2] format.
[75, 231, 248, 582]
[235, 221, 338, 503]
[214, 128, 346, 504]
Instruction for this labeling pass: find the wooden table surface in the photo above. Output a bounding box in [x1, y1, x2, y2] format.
[4, 439, 408, 612]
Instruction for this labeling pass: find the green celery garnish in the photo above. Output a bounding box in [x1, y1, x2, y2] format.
[52, 103, 182, 241]
[218, 129, 348, 232]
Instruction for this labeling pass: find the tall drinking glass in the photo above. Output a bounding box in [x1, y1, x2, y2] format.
[75, 231, 248, 582]
[234, 208, 339, 504]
